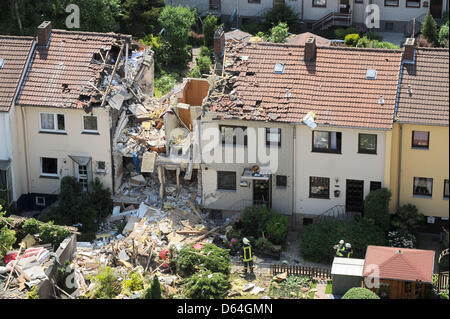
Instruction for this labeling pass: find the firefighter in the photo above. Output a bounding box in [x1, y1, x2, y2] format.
[333, 240, 345, 257]
[344, 243, 353, 258]
[240, 237, 254, 275]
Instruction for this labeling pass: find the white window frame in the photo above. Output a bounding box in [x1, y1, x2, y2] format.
[39, 112, 66, 133]
[35, 196, 46, 206]
[95, 161, 106, 174]
[40, 157, 58, 177]
[82, 115, 99, 133]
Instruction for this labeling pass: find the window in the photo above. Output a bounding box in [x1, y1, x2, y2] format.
[412, 131, 429, 148]
[276, 175, 287, 187]
[248, 0, 261, 3]
[35, 196, 46, 206]
[220, 125, 247, 146]
[312, 0, 326, 7]
[413, 177, 433, 197]
[217, 171, 236, 190]
[83, 115, 98, 133]
[96, 161, 106, 173]
[40, 113, 65, 132]
[309, 177, 330, 199]
[77, 164, 88, 192]
[406, 0, 420, 7]
[370, 181, 382, 192]
[312, 131, 342, 153]
[384, 0, 399, 6]
[358, 134, 377, 154]
[385, 22, 394, 30]
[40, 157, 58, 177]
[209, 0, 220, 10]
[444, 180, 449, 199]
[266, 128, 281, 147]
[355, 0, 363, 3]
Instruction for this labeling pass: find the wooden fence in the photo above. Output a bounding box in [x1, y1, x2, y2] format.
[271, 264, 332, 279]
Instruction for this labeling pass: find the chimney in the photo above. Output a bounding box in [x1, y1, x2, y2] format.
[37, 21, 52, 46]
[304, 37, 316, 61]
[213, 26, 225, 57]
[403, 37, 415, 62]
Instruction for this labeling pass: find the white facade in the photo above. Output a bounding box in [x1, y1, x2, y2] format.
[295, 125, 387, 216]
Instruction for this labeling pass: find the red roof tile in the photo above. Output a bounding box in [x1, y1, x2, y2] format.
[16, 30, 130, 109]
[285, 32, 331, 46]
[0, 36, 34, 112]
[212, 42, 403, 129]
[396, 48, 449, 126]
[363, 246, 435, 283]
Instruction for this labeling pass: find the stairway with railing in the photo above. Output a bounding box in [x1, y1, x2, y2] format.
[404, 13, 427, 36]
[315, 204, 361, 222]
[312, 11, 352, 31]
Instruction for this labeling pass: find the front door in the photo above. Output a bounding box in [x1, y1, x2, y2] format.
[345, 179, 364, 213]
[430, 0, 443, 19]
[340, 0, 350, 13]
[253, 178, 272, 207]
[76, 163, 89, 192]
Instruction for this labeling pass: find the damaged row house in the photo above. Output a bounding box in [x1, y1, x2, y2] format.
[1, 21, 211, 214]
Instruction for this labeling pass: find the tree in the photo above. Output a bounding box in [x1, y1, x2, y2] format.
[0, 208, 16, 259]
[202, 14, 218, 47]
[364, 188, 392, 232]
[120, 0, 165, 38]
[268, 22, 289, 43]
[264, 3, 301, 33]
[421, 10, 438, 45]
[158, 5, 196, 66]
[390, 204, 425, 233]
[150, 275, 162, 299]
[439, 20, 449, 47]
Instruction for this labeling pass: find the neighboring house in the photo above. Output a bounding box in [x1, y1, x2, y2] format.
[202, 35, 403, 227]
[0, 35, 35, 207]
[225, 29, 253, 42]
[389, 41, 449, 233]
[14, 22, 133, 211]
[167, 0, 448, 33]
[363, 246, 435, 299]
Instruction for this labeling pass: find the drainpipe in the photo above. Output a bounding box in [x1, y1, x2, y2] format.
[291, 125, 296, 230]
[21, 106, 31, 195]
[396, 123, 403, 210]
[301, 0, 304, 21]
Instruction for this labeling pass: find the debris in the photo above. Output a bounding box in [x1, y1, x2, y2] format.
[250, 286, 265, 295]
[242, 283, 255, 292]
[274, 272, 288, 282]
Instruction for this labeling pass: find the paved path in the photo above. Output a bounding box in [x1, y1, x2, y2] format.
[314, 280, 329, 299]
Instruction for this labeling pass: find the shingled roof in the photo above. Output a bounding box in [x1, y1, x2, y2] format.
[0, 36, 34, 112]
[210, 41, 403, 129]
[285, 32, 331, 46]
[363, 246, 435, 283]
[396, 48, 449, 126]
[16, 29, 129, 109]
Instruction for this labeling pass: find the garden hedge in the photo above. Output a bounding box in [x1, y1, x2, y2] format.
[300, 219, 385, 264]
[342, 287, 380, 299]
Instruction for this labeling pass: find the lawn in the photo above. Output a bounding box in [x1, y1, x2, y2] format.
[269, 275, 314, 299]
[325, 280, 332, 294]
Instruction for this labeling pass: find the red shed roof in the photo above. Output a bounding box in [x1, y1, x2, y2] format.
[363, 246, 435, 283]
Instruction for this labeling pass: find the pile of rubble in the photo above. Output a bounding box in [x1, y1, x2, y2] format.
[65, 201, 224, 298]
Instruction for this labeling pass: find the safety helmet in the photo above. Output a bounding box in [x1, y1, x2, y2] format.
[339, 240, 344, 245]
[345, 243, 351, 248]
[243, 237, 250, 245]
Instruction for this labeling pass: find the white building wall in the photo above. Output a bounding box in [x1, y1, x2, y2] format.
[295, 125, 387, 215]
[303, 0, 340, 21]
[222, 0, 274, 17]
[0, 112, 11, 162]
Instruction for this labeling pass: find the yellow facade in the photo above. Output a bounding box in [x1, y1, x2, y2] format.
[390, 122, 449, 217]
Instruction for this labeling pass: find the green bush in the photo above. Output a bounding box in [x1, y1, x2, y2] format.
[197, 55, 211, 74]
[202, 14, 218, 47]
[268, 22, 289, 43]
[387, 230, 416, 248]
[372, 41, 399, 49]
[0, 223, 16, 260]
[241, 21, 268, 35]
[335, 27, 360, 40]
[364, 31, 382, 41]
[364, 188, 392, 232]
[123, 271, 144, 292]
[239, 206, 288, 244]
[184, 270, 229, 299]
[89, 266, 121, 299]
[255, 237, 275, 252]
[154, 73, 177, 97]
[391, 204, 425, 233]
[186, 66, 202, 78]
[342, 287, 380, 299]
[199, 46, 212, 59]
[300, 220, 385, 264]
[264, 3, 301, 33]
[175, 243, 231, 277]
[344, 33, 360, 46]
[439, 20, 449, 47]
[22, 218, 41, 236]
[421, 11, 438, 45]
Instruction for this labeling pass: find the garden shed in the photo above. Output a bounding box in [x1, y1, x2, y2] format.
[331, 257, 365, 295]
